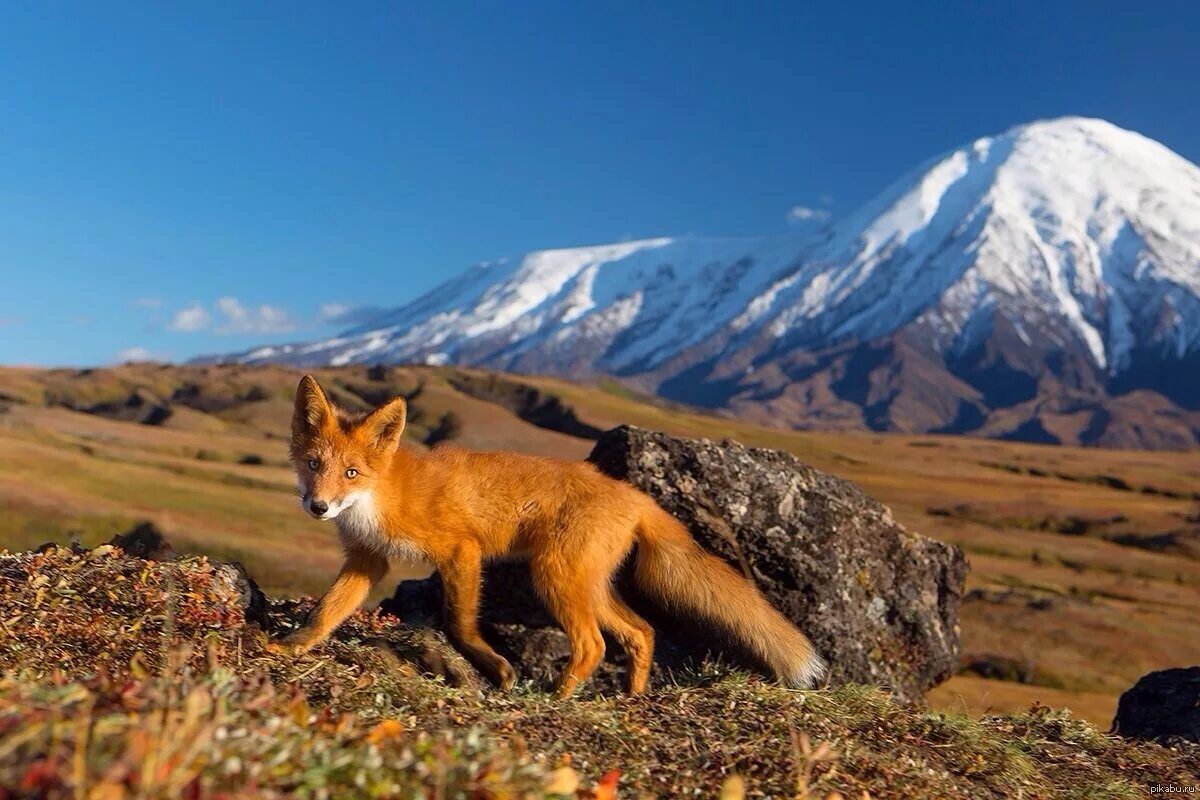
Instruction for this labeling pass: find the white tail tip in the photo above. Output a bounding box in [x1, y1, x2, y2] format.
[786, 651, 827, 689]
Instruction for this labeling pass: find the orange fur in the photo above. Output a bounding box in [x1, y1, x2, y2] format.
[279, 375, 825, 696]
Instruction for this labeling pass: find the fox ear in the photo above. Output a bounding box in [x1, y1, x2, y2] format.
[293, 375, 333, 439]
[362, 396, 407, 450]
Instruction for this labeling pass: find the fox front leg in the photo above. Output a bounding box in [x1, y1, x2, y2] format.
[270, 549, 388, 654]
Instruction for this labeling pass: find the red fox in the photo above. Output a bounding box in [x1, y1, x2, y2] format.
[275, 375, 825, 697]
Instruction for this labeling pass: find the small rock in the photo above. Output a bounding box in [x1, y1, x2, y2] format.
[110, 522, 176, 561]
[1113, 667, 1200, 743]
[88, 544, 116, 559]
[221, 560, 270, 629]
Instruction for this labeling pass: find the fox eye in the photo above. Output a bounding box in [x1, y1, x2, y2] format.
[345, 468, 358, 479]
[307, 459, 319, 471]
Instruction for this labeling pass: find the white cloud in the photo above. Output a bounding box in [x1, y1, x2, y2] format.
[318, 302, 387, 328]
[168, 303, 212, 332]
[165, 296, 325, 336]
[786, 205, 832, 225]
[116, 346, 155, 363]
[213, 296, 297, 335]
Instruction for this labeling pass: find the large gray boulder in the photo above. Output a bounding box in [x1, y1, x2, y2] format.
[383, 426, 968, 701]
[588, 426, 967, 700]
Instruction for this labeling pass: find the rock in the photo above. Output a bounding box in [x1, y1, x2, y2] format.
[110, 521, 176, 560]
[588, 426, 967, 700]
[35, 541, 87, 555]
[383, 425, 968, 700]
[1113, 667, 1200, 743]
[106, 523, 269, 629]
[222, 560, 270, 629]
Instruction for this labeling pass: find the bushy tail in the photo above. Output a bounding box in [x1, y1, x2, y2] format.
[634, 502, 826, 688]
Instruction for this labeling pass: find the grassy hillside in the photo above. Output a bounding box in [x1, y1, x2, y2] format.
[3, 545, 1195, 799]
[1, 363, 1197, 728]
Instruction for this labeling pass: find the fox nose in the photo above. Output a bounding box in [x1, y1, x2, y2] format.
[309, 499, 329, 516]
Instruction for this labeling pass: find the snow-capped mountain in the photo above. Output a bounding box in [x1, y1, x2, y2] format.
[235, 234, 822, 374]
[224, 117, 1200, 448]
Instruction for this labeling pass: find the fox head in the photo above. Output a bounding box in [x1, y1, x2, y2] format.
[290, 375, 407, 520]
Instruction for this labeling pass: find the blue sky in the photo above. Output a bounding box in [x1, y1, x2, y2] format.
[2, 1, 1198, 366]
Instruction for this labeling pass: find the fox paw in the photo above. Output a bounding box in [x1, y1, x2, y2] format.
[497, 660, 517, 691]
[483, 657, 517, 691]
[266, 632, 317, 656]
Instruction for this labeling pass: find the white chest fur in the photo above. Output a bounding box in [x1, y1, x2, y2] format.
[335, 491, 428, 565]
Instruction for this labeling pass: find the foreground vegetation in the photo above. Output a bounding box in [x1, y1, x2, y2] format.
[2, 544, 1196, 798]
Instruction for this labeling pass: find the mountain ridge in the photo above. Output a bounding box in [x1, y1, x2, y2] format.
[217, 117, 1200, 448]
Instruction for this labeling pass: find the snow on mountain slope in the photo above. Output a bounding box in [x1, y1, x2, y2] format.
[222, 117, 1200, 446]
[764, 116, 1200, 372]
[236, 233, 821, 372]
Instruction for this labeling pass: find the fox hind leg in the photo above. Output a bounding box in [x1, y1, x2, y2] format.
[596, 590, 655, 695]
[530, 558, 606, 698]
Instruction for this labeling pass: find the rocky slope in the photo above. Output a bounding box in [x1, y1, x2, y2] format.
[220, 117, 1200, 449]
